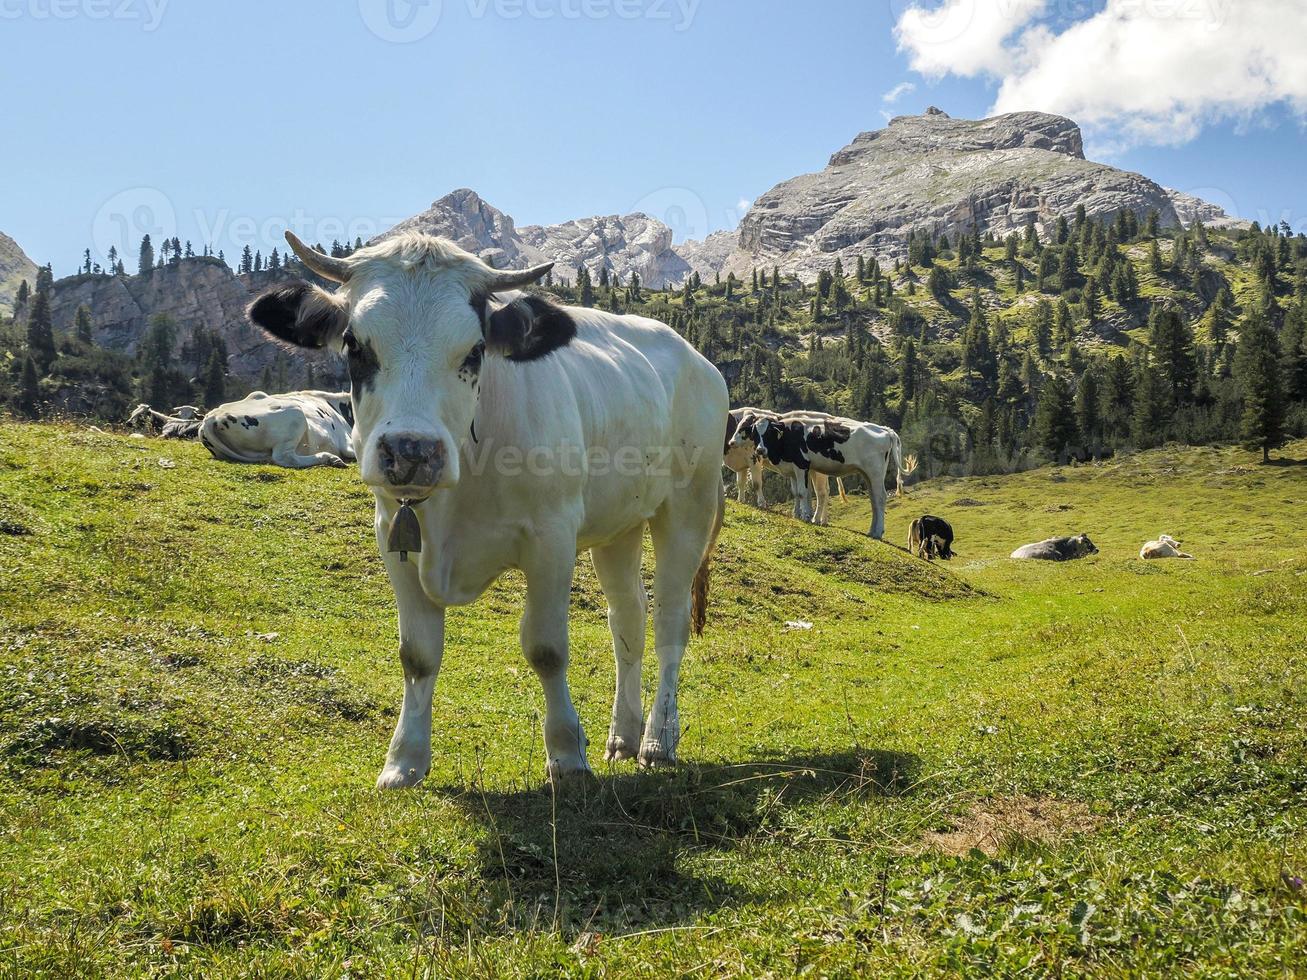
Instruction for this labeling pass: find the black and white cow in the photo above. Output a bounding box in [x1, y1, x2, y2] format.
[248, 231, 728, 787]
[742, 411, 913, 539]
[908, 515, 954, 560]
[127, 403, 205, 439]
[198, 390, 355, 468]
[724, 408, 846, 524]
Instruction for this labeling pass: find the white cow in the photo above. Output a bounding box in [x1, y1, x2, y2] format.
[724, 407, 846, 525]
[1140, 534, 1195, 560]
[249, 231, 728, 787]
[198, 390, 355, 468]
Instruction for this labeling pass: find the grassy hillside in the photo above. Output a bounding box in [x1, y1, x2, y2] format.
[1, 423, 1305, 976]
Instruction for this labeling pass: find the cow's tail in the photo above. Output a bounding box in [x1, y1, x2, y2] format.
[691, 481, 726, 637]
[836, 478, 848, 503]
[199, 415, 265, 464]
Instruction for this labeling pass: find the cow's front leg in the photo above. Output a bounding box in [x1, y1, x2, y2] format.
[751, 460, 768, 508]
[376, 550, 445, 789]
[521, 547, 591, 782]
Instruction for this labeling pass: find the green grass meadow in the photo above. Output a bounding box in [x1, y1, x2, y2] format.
[1, 422, 1305, 976]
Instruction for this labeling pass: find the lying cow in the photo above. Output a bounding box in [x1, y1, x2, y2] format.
[127, 403, 205, 439]
[248, 231, 728, 787]
[1140, 535, 1195, 560]
[724, 407, 846, 525]
[908, 515, 954, 560]
[198, 390, 355, 468]
[1011, 534, 1098, 561]
[743, 411, 914, 539]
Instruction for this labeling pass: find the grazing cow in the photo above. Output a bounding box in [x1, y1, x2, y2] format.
[127, 403, 206, 439]
[1011, 534, 1099, 561]
[724, 408, 845, 524]
[198, 390, 355, 468]
[1140, 535, 1195, 560]
[248, 231, 728, 787]
[747, 412, 914, 539]
[908, 515, 954, 560]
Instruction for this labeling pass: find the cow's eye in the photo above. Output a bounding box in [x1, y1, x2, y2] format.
[342, 331, 360, 355]
[460, 341, 485, 373]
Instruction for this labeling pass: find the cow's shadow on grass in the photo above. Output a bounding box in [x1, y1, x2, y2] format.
[443, 747, 921, 935]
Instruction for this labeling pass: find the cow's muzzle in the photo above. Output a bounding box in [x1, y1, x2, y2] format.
[378, 434, 447, 492]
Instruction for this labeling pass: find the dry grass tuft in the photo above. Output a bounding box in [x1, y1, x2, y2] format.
[923, 795, 1099, 856]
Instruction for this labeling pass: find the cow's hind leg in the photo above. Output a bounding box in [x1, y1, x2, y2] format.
[642, 474, 720, 767]
[865, 463, 889, 540]
[521, 539, 591, 782]
[811, 473, 830, 526]
[591, 524, 648, 762]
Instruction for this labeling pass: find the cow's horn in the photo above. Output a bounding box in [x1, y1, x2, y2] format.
[486, 262, 554, 292]
[284, 231, 351, 284]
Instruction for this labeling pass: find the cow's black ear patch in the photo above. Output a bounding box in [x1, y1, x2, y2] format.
[248, 280, 346, 350]
[484, 295, 576, 362]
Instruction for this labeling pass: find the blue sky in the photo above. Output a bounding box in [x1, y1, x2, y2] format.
[3, 0, 1304, 273]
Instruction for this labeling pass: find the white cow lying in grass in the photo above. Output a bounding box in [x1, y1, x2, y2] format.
[1140, 535, 1195, 560]
[198, 390, 355, 468]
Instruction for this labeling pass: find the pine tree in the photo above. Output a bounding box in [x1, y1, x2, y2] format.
[26, 289, 56, 371]
[900, 338, 917, 402]
[14, 279, 29, 309]
[1034, 374, 1079, 459]
[138, 235, 154, 274]
[1148, 304, 1196, 405]
[1234, 311, 1286, 462]
[1074, 366, 1102, 452]
[1281, 305, 1307, 402]
[962, 291, 996, 391]
[1054, 299, 1074, 348]
[1132, 360, 1171, 447]
[203, 350, 226, 406]
[1058, 244, 1080, 291]
[74, 305, 94, 345]
[17, 355, 41, 418]
[1201, 288, 1232, 347]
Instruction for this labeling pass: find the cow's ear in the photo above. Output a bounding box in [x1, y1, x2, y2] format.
[248, 280, 347, 350]
[723, 412, 739, 453]
[483, 295, 576, 362]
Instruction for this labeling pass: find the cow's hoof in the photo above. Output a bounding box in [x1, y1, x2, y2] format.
[547, 762, 598, 789]
[637, 741, 677, 769]
[376, 763, 427, 789]
[604, 735, 639, 762]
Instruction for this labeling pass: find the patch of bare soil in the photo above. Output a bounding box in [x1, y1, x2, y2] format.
[923, 795, 1099, 856]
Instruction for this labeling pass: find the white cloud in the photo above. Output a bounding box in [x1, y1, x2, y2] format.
[882, 81, 917, 104]
[894, 0, 1307, 148]
[736, 198, 752, 213]
[894, 0, 1046, 77]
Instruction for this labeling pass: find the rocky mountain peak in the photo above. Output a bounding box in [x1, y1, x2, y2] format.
[1, 231, 39, 315]
[376, 192, 692, 287]
[727, 108, 1173, 282]
[378, 188, 529, 269]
